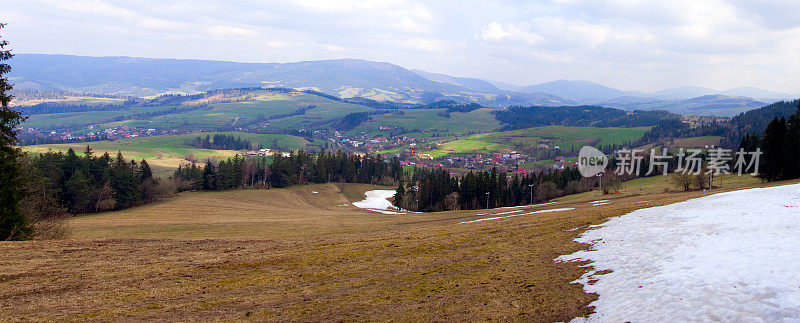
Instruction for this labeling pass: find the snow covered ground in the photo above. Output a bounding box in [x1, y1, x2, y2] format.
[352, 190, 405, 214]
[559, 184, 800, 321]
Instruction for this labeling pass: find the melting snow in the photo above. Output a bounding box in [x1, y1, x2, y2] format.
[352, 190, 406, 214]
[558, 184, 800, 321]
[460, 208, 574, 224]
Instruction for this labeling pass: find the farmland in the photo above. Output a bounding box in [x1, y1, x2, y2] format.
[351, 108, 503, 137]
[0, 175, 776, 321]
[424, 126, 650, 158]
[19, 90, 377, 133]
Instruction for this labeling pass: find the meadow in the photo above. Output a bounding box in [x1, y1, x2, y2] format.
[352, 108, 503, 138]
[0, 174, 777, 321]
[424, 126, 650, 158]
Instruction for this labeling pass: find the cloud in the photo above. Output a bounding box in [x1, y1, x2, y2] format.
[402, 38, 445, 52]
[207, 25, 258, 37]
[4, 0, 800, 93]
[478, 22, 543, 44]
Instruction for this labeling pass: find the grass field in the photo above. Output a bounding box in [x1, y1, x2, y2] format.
[425, 126, 650, 158]
[22, 132, 312, 178]
[352, 108, 502, 138]
[0, 174, 784, 321]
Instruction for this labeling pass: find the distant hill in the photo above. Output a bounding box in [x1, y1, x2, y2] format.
[720, 87, 793, 101]
[9, 54, 571, 107]
[651, 86, 718, 99]
[725, 99, 800, 142]
[410, 69, 503, 93]
[599, 94, 766, 117]
[516, 80, 631, 103]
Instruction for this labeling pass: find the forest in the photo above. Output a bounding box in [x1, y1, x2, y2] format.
[172, 149, 404, 191]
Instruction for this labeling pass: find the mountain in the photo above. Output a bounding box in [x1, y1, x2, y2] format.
[8, 54, 571, 107]
[410, 69, 503, 93]
[517, 80, 630, 103]
[487, 80, 525, 92]
[720, 87, 793, 101]
[600, 94, 766, 117]
[651, 86, 718, 99]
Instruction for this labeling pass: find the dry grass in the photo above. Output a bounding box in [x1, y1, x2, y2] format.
[1, 178, 795, 321]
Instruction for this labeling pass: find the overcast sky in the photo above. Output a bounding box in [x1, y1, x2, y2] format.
[4, 0, 800, 93]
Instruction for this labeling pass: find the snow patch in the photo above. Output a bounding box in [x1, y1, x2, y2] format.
[558, 184, 800, 321]
[460, 208, 574, 224]
[353, 190, 405, 214]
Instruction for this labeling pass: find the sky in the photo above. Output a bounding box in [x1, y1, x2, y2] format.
[4, 0, 800, 93]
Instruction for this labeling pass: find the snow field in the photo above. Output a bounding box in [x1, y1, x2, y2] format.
[558, 184, 800, 321]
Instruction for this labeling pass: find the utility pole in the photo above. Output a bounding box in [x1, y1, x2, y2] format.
[597, 173, 603, 200]
[709, 172, 713, 191]
[486, 191, 490, 209]
[528, 184, 534, 205]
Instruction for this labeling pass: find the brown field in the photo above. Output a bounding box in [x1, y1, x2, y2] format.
[0, 175, 789, 321]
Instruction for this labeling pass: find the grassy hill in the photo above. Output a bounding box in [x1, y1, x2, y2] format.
[20, 90, 377, 133]
[351, 108, 502, 138]
[424, 126, 649, 158]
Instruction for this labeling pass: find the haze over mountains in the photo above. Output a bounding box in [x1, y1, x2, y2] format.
[9, 54, 796, 116]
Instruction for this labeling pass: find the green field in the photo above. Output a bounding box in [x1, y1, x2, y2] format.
[424, 126, 650, 158]
[22, 132, 312, 177]
[351, 108, 502, 138]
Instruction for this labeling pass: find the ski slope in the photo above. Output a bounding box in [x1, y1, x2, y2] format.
[559, 183, 800, 321]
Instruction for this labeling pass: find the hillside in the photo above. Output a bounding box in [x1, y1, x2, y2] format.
[1, 169, 774, 321]
[17, 89, 378, 135]
[10, 54, 570, 106]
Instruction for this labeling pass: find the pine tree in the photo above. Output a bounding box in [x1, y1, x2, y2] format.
[394, 182, 405, 208]
[202, 160, 217, 190]
[0, 23, 29, 240]
[139, 159, 152, 181]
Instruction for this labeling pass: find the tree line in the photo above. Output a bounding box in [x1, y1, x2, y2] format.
[750, 103, 800, 181]
[173, 150, 404, 191]
[28, 148, 168, 213]
[185, 133, 255, 151]
[394, 166, 594, 212]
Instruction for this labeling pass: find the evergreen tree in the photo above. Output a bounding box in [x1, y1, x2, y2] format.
[760, 117, 787, 181]
[202, 160, 217, 190]
[110, 152, 138, 209]
[0, 24, 29, 240]
[394, 182, 404, 208]
[139, 159, 152, 181]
